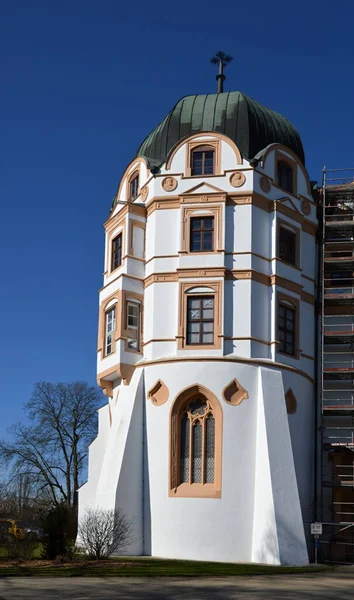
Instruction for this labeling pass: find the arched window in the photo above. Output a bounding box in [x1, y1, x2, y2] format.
[277, 160, 293, 193]
[170, 385, 222, 498]
[179, 397, 215, 484]
[129, 172, 139, 201]
[191, 146, 215, 176]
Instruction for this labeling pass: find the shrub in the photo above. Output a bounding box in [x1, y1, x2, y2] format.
[41, 504, 76, 560]
[78, 507, 133, 560]
[4, 533, 38, 560]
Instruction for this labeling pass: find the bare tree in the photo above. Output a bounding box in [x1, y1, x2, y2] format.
[78, 508, 133, 559]
[0, 382, 102, 516]
[0, 482, 17, 518]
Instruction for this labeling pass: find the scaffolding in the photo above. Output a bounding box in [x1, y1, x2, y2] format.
[321, 168, 354, 561]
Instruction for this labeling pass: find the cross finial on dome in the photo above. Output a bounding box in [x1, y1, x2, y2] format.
[210, 51, 233, 93]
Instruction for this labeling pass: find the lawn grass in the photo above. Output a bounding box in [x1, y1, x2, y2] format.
[0, 556, 332, 578]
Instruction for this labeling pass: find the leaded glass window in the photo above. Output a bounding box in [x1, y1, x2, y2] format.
[205, 414, 215, 483]
[180, 415, 190, 483]
[192, 421, 202, 483]
[179, 396, 215, 486]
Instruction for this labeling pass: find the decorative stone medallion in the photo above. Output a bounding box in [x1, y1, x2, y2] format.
[230, 171, 246, 188]
[141, 186, 148, 202]
[162, 176, 178, 192]
[301, 199, 311, 216]
[259, 176, 271, 193]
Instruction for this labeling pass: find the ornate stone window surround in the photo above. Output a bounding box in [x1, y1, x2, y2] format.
[276, 291, 300, 360]
[181, 205, 223, 255]
[276, 217, 301, 269]
[169, 384, 222, 498]
[178, 281, 222, 350]
[274, 150, 297, 196]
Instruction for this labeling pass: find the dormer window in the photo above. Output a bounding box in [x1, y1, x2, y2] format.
[277, 160, 294, 193]
[129, 173, 139, 201]
[191, 146, 215, 176]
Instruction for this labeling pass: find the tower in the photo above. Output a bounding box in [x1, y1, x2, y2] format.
[78, 89, 317, 565]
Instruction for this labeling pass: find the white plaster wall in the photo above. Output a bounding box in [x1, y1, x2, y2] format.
[179, 253, 225, 269]
[233, 205, 252, 253]
[233, 280, 251, 339]
[253, 368, 308, 565]
[150, 210, 179, 257]
[143, 360, 309, 563]
[251, 281, 271, 348]
[283, 371, 314, 524]
[251, 206, 271, 260]
[301, 302, 316, 358]
[150, 282, 178, 341]
[93, 370, 144, 555]
[145, 257, 179, 276]
[144, 360, 258, 562]
[302, 232, 316, 280]
[78, 404, 111, 514]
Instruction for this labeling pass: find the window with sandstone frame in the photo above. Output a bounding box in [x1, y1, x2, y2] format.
[190, 216, 214, 252]
[276, 292, 300, 360]
[126, 302, 140, 352]
[181, 205, 222, 255]
[129, 172, 139, 201]
[170, 384, 222, 498]
[274, 152, 297, 196]
[178, 282, 222, 351]
[191, 146, 215, 176]
[111, 233, 123, 271]
[105, 307, 116, 356]
[187, 296, 214, 345]
[276, 219, 300, 269]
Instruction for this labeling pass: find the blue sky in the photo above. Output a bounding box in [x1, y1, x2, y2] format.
[0, 0, 353, 439]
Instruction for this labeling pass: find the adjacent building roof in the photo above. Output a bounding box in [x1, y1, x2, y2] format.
[136, 91, 305, 168]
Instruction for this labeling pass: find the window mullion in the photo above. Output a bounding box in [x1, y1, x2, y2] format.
[189, 416, 193, 484]
[201, 416, 206, 485]
[199, 298, 202, 344]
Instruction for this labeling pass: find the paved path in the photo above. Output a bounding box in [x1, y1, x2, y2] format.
[1, 569, 354, 599]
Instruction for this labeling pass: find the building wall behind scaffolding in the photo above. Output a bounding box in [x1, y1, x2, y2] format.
[321, 170, 354, 559]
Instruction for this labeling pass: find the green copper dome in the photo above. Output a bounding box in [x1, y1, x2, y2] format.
[136, 91, 305, 168]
